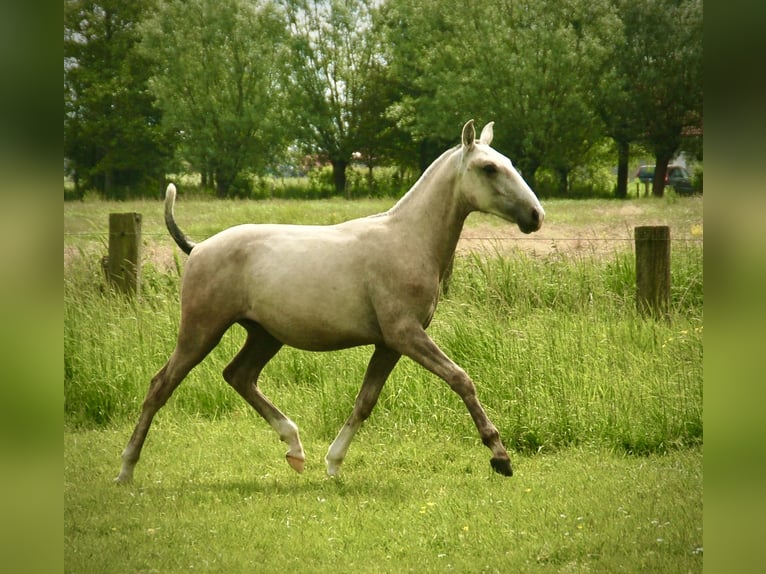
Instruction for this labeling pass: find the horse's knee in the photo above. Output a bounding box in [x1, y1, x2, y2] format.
[447, 369, 476, 398]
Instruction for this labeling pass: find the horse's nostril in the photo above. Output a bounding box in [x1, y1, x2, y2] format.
[531, 208, 540, 223]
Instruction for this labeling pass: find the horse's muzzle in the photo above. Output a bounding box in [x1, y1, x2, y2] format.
[518, 206, 544, 234]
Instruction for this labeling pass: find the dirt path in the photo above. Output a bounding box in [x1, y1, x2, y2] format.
[65, 198, 703, 269]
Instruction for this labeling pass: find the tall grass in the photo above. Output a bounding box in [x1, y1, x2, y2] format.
[64, 241, 702, 455]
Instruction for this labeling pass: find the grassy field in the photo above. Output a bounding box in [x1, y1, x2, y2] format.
[64, 195, 703, 572]
[66, 421, 702, 573]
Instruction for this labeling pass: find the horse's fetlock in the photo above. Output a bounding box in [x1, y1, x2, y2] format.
[481, 427, 500, 447]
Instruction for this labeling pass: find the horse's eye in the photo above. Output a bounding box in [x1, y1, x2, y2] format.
[482, 163, 498, 176]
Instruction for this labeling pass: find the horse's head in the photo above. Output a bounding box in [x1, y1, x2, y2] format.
[458, 119, 544, 234]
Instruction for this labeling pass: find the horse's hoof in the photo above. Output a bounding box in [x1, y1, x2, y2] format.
[114, 467, 134, 484]
[325, 457, 341, 477]
[490, 457, 513, 476]
[286, 455, 305, 474]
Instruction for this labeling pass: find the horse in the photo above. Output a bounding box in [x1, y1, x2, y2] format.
[115, 119, 544, 483]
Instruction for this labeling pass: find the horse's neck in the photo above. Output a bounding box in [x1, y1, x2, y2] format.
[386, 149, 470, 274]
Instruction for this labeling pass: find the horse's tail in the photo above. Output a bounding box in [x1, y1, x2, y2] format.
[164, 183, 196, 255]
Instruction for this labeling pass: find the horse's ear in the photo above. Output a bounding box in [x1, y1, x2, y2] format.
[461, 119, 476, 149]
[479, 121, 494, 146]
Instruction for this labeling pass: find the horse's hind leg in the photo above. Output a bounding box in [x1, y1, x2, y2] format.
[115, 322, 226, 484]
[325, 345, 400, 476]
[223, 322, 306, 473]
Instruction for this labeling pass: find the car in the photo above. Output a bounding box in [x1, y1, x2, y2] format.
[636, 164, 655, 184]
[666, 165, 695, 195]
[635, 164, 696, 195]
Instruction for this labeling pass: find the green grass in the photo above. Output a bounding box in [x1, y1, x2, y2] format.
[65, 419, 702, 573]
[65, 245, 702, 454]
[64, 196, 702, 572]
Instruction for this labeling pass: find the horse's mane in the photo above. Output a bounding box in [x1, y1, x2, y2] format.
[385, 145, 460, 217]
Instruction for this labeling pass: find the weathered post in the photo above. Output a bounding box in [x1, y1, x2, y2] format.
[635, 225, 670, 317]
[107, 212, 142, 296]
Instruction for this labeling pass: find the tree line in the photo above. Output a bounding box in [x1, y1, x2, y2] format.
[64, 0, 702, 199]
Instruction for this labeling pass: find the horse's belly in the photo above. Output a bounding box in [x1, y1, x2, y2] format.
[263, 320, 381, 351]
[245, 265, 382, 351]
[251, 297, 382, 351]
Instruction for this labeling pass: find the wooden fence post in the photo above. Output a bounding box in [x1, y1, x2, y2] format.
[635, 225, 670, 317]
[107, 213, 142, 296]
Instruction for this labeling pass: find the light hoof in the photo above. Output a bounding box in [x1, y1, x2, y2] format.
[286, 455, 305, 474]
[325, 457, 341, 477]
[114, 473, 133, 485]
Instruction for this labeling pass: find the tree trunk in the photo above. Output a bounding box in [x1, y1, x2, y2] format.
[332, 158, 348, 197]
[367, 161, 374, 193]
[652, 154, 671, 198]
[215, 168, 232, 198]
[557, 168, 569, 195]
[521, 160, 539, 191]
[615, 139, 629, 198]
[104, 169, 114, 199]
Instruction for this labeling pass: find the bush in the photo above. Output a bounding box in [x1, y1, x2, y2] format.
[692, 164, 703, 192]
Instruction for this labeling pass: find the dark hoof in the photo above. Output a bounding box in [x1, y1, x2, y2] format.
[490, 457, 513, 476]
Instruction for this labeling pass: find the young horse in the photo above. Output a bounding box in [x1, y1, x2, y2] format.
[115, 120, 544, 483]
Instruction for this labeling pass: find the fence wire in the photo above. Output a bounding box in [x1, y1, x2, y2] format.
[63, 231, 703, 242]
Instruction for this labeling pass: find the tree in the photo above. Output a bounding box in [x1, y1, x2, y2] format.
[282, 0, 386, 196]
[140, 0, 288, 197]
[382, 0, 706, 200]
[597, 74, 640, 199]
[596, 1, 643, 199]
[64, 0, 171, 198]
[619, 0, 703, 197]
[381, 0, 615, 193]
[381, 0, 543, 174]
[353, 59, 412, 189]
[509, 0, 618, 194]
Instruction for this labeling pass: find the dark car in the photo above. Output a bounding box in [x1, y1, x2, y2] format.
[635, 164, 696, 195]
[666, 165, 695, 195]
[636, 164, 655, 184]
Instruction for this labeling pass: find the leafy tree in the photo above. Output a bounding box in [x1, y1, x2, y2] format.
[379, 0, 488, 169]
[381, 0, 616, 193]
[282, 0, 388, 196]
[382, 0, 542, 174]
[64, 0, 171, 198]
[596, 2, 643, 198]
[353, 59, 412, 190]
[140, 0, 288, 197]
[513, 0, 617, 194]
[618, 0, 703, 197]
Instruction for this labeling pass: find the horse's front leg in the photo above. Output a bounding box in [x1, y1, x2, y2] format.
[325, 345, 400, 476]
[391, 325, 513, 476]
